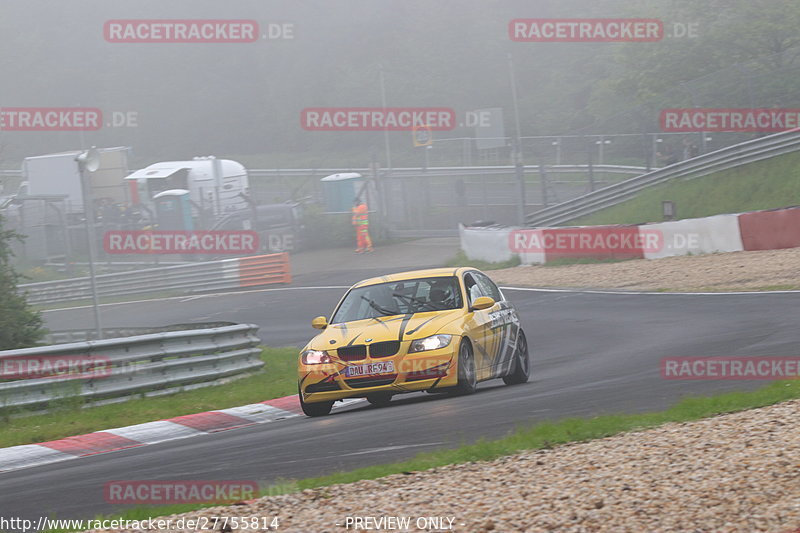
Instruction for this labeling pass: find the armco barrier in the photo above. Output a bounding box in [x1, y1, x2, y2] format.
[738, 206, 800, 251]
[43, 322, 238, 344]
[0, 323, 263, 411]
[642, 214, 744, 259]
[18, 253, 292, 305]
[526, 128, 800, 227]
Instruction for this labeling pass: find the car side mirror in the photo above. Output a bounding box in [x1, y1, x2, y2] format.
[311, 316, 329, 329]
[470, 296, 495, 311]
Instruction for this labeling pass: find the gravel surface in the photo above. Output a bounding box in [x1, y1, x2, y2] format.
[487, 248, 800, 292]
[89, 399, 800, 532]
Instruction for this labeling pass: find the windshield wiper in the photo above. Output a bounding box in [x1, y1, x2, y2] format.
[360, 295, 396, 316]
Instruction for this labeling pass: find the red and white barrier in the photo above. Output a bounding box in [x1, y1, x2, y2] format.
[738, 206, 800, 251]
[461, 206, 799, 265]
[642, 214, 743, 259]
[509, 226, 647, 263]
[0, 395, 362, 473]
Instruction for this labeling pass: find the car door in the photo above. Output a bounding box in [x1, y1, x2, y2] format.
[462, 272, 501, 380]
[472, 272, 520, 378]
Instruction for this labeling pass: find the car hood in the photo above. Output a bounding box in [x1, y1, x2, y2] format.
[309, 310, 463, 350]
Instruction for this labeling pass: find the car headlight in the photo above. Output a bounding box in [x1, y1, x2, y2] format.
[409, 334, 452, 353]
[302, 350, 332, 364]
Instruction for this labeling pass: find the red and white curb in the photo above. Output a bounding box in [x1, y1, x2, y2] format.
[0, 396, 363, 474]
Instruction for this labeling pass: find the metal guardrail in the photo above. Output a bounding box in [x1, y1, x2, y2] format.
[525, 129, 800, 227]
[0, 323, 263, 411]
[0, 164, 658, 180]
[19, 252, 291, 305]
[43, 322, 237, 344]
[247, 164, 652, 179]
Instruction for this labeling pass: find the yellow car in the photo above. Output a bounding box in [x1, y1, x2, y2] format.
[297, 267, 530, 416]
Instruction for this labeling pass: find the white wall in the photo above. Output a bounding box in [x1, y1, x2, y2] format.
[642, 214, 743, 259]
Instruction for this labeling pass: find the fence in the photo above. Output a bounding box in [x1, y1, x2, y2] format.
[0, 323, 263, 411]
[18, 252, 291, 305]
[525, 128, 800, 227]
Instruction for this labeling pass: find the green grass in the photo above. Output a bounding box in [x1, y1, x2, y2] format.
[445, 250, 521, 270]
[0, 347, 298, 448]
[46, 379, 800, 531]
[571, 151, 800, 225]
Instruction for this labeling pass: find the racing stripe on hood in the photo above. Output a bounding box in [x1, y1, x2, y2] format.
[398, 313, 415, 341]
[346, 333, 363, 346]
[369, 317, 391, 331]
[405, 315, 437, 336]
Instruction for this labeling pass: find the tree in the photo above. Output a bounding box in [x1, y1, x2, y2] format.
[0, 214, 44, 350]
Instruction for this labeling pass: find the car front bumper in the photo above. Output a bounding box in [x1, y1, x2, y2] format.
[298, 345, 459, 403]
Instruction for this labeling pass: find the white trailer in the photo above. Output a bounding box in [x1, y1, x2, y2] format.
[124, 156, 249, 219]
[21, 147, 130, 213]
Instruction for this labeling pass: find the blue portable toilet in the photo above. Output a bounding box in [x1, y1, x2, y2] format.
[320, 173, 364, 213]
[153, 189, 194, 230]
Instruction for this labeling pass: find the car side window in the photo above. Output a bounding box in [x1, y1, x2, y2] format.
[463, 273, 486, 305]
[474, 272, 503, 302]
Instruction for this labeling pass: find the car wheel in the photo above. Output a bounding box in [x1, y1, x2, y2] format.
[453, 338, 478, 395]
[299, 388, 334, 417]
[366, 392, 393, 406]
[503, 330, 530, 385]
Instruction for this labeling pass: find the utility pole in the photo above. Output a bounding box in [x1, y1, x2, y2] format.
[507, 53, 526, 226]
[378, 65, 392, 173]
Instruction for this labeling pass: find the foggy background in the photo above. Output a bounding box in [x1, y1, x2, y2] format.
[2, 0, 799, 170]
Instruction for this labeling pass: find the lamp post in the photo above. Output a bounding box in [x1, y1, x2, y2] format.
[75, 147, 103, 339]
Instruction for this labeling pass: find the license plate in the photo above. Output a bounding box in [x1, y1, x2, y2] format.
[345, 361, 395, 377]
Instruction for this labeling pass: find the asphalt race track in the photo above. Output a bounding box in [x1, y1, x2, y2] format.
[3, 271, 799, 522]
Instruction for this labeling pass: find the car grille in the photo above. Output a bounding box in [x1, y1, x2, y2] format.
[337, 345, 367, 361]
[305, 381, 341, 393]
[369, 341, 400, 358]
[338, 341, 401, 361]
[345, 375, 397, 389]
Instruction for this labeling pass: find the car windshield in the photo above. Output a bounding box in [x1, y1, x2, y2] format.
[331, 276, 463, 323]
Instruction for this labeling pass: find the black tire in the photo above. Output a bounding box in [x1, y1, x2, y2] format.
[366, 392, 393, 406]
[299, 389, 334, 417]
[453, 338, 478, 395]
[503, 330, 530, 385]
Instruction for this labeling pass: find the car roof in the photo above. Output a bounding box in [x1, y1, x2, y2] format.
[352, 267, 475, 288]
